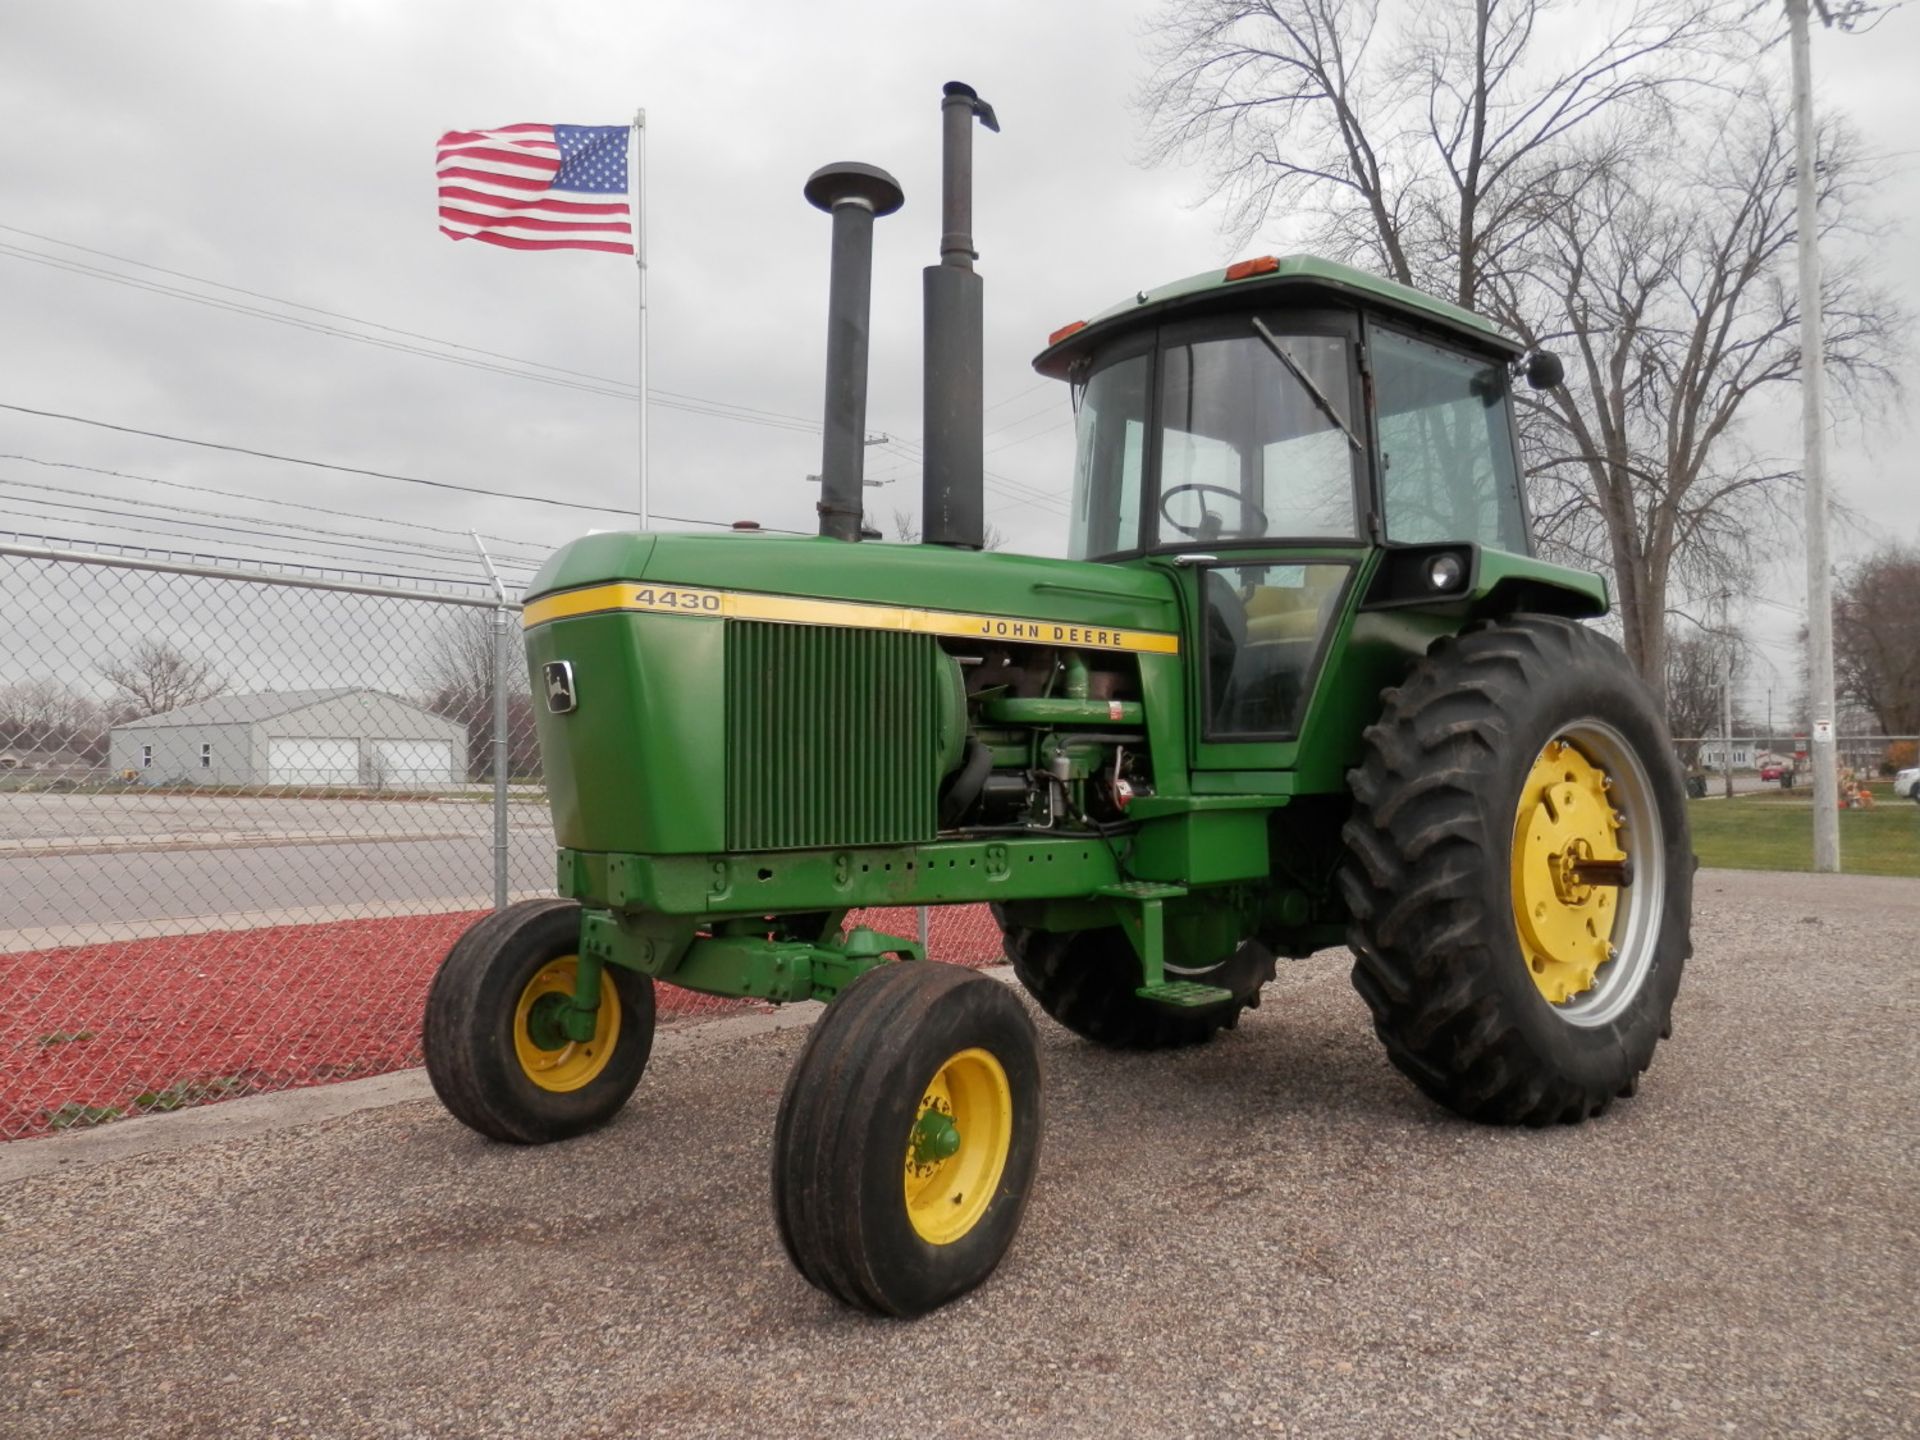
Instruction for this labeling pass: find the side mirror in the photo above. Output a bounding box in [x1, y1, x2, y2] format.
[1519, 350, 1565, 391]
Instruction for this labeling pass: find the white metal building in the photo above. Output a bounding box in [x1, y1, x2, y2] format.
[108, 688, 466, 788]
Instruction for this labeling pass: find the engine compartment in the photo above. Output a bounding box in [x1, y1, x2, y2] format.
[936, 641, 1150, 837]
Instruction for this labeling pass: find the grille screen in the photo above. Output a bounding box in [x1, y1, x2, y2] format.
[726, 622, 941, 850]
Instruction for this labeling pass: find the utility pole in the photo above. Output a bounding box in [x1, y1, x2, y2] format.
[1720, 593, 1737, 800]
[1788, 0, 1841, 868]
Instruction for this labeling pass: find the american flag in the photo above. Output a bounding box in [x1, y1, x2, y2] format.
[436, 123, 634, 255]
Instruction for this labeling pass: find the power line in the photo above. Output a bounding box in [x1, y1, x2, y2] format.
[3, 228, 1072, 526]
[0, 523, 509, 592]
[0, 477, 546, 572]
[984, 379, 1055, 414]
[0, 499, 536, 582]
[878, 433, 1069, 515]
[2, 225, 1053, 420]
[3, 226, 1078, 486]
[0, 453, 545, 554]
[985, 416, 1074, 457]
[0, 242, 830, 434]
[0, 243, 632, 404]
[981, 396, 1065, 441]
[0, 402, 646, 517]
[2, 400, 1068, 532]
[0, 229, 1043, 444]
[0, 223, 641, 389]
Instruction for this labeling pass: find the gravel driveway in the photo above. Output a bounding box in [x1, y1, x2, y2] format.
[2, 868, 1914, 1439]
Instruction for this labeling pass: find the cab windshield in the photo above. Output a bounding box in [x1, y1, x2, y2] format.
[1068, 325, 1361, 559]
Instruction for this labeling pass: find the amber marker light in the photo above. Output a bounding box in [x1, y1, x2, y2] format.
[1224, 255, 1280, 281]
[1047, 320, 1087, 346]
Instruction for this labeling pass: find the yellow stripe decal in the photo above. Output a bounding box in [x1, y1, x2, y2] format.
[521, 581, 1180, 655]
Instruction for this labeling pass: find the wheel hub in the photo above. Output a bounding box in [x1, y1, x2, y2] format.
[902, 1047, 1013, 1246]
[513, 957, 620, 1094]
[1512, 740, 1628, 1005]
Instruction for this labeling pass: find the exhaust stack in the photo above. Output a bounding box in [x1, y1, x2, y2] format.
[806, 161, 904, 542]
[921, 81, 998, 550]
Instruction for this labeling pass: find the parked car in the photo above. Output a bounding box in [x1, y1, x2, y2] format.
[1759, 762, 1785, 781]
[1894, 767, 1920, 801]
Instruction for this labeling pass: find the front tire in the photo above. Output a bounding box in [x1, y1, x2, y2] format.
[423, 898, 656, 1144]
[1341, 616, 1692, 1126]
[771, 962, 1042, 1317]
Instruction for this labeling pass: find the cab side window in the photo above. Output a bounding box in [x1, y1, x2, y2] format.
[1203, 562, 1349, 738]
[1371, 328, 1527, 554]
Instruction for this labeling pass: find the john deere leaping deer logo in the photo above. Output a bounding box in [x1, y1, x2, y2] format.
[543, 661, 577, 714]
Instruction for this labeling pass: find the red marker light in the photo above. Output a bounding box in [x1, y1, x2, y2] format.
[1047, 320, 1087, 346]
[1224, 255, 1280, 281]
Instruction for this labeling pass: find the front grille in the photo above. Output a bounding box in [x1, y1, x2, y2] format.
[726, 621, 941, 850]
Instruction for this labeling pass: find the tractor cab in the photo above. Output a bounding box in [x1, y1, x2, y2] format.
[1034, 255, 1596, 784]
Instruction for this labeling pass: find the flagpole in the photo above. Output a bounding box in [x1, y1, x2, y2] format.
[633, 107, 649, 529]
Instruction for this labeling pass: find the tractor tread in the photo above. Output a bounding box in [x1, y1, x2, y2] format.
[422, 897, 655, 1145]
[771, 962, 1042, 1317]
[1340, 615, 1694, 1127]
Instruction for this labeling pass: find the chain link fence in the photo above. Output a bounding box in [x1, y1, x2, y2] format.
[0, 542, 1004, 1142]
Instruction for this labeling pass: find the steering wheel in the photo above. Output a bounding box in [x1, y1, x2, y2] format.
[1158, 483, 1270, 541]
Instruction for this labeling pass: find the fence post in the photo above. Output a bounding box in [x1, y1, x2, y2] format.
[471, 532, 513, 913]
[491, 604, 512, 911]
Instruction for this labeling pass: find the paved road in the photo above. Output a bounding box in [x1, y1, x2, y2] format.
[0, 834, 554, 942]
[0, 793, 552, 946]
[0, 790, 548, 844]
[2, 869, 1914, 1438]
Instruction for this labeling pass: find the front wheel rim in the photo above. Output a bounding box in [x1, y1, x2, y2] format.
[1510, 721, 1666, 1029]
[903, 1047, 1013, 1246]
[513, 958, 620, 1092]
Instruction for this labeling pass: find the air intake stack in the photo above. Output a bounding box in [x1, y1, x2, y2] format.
[921, 81, 998, 550]
[806, 161, 905, 542]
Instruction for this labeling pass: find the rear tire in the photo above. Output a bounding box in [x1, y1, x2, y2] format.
[771, 962, 1042, 1317]
[996, 913, 1274, 1049]
[423, 898, 656, 1144]
[1340, 616, 1692, 1126]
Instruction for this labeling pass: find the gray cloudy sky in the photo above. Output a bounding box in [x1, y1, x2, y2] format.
[1, 0, 1913, 708]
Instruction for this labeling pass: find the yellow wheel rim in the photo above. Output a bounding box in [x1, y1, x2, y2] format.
[1512, 738, 1627, 1006]
[903, 1047, 1013, 1246]
[512, 957, 620, 1093]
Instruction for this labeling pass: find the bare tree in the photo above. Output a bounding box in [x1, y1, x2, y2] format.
[1500, 96, 1899, 700]
[1663, 626, 1724, 760]
[419, 610, 538, 781]
[1140, 0, 1747, 306]
[1141, 2, 1900, 705]
[98, 639, 225, 719]
[1833, 544, 1920, 735]
[0, 679, 107, 755]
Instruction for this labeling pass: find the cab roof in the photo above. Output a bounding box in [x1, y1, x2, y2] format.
[1032, 253, 1521, 379]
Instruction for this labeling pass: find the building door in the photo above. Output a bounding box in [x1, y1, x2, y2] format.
[267, 738, 358, 786]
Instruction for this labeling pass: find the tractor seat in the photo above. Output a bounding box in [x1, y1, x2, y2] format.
[1243, 576, 1339, 644]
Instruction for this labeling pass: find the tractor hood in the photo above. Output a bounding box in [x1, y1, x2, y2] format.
[524, 531, 1181, 638]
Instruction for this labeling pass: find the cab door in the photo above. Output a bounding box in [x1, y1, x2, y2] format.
[1130, 310, 1375, 784]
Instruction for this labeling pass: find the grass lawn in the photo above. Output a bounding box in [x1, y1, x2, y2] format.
[1687, 788, 1920, 877]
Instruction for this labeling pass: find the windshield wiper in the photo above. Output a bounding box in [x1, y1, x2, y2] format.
[1251, 317, 1363, 453]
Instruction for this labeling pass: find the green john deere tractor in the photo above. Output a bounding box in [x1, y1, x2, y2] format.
[422, 82, 1691, 1318]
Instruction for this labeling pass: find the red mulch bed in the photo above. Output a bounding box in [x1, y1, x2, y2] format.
[0, 904, 1003, 1141]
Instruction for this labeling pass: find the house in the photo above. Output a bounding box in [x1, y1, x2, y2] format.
[108, 689, 466, 788]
